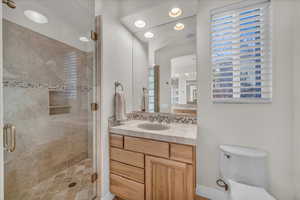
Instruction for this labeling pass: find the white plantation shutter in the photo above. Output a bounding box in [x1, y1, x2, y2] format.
[211, 0, 271, 103]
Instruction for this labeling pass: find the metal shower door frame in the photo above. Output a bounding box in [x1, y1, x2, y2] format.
[0, 6, 102, 200]
[92, 15, 103, 199]
[0, 2, 4, 200]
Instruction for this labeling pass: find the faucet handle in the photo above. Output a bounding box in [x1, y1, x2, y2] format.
[165, 117, 171, 124]
[157, 117, 163, 123]
[149, 115, 157, 122]
[159, 116, 171, 124]
[149, 115, 154, 122]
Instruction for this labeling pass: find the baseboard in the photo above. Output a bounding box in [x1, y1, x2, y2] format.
[99, 192, 114, 200]
[196, 184, 228, 200]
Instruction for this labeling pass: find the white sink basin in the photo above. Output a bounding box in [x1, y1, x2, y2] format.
[137, 123, 170, 131]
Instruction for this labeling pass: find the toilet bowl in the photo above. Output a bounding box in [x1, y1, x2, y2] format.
[228, 179, 276, 200]
[219, 145, 277, 200]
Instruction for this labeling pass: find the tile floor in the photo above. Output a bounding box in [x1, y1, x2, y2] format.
[11, 159, 94, 200]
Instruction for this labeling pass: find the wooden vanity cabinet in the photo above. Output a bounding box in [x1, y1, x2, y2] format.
[145, 156, 194, 200]
[110, 133, 196, 200]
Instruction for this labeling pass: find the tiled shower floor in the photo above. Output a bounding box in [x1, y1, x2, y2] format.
[17, 159, 93, 200]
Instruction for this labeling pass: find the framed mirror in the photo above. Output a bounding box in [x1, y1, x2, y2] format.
[120, 0, 198, 116]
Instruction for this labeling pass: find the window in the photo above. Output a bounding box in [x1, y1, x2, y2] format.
[211, 0, 271, 103]
[148, 68, 155, 112]
[148, 65, 160, 112]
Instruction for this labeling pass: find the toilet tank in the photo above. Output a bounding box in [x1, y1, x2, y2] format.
[219, 145, 269, 189]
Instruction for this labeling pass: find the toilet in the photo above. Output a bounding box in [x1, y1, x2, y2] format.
[219, 145, 277, 200]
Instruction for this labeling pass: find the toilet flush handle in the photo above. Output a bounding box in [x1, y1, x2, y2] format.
[216, 179, 229, 191]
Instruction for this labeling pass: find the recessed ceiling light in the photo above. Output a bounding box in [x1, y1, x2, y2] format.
[174, 23, 185, 31]
[24, 10, 48, 24]
[134, 20, 146, 28]
[79, 36, 90, 42]
[169, 8, 182, 18]
[144, 32, 154, 39]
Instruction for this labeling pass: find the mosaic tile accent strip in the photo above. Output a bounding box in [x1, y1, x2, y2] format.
[109, 111, 197, 126]
[127, 111, 197, 124]
[3, 79, 92, 92]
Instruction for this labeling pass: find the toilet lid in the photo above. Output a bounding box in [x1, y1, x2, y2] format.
[228, 180, 276, 200]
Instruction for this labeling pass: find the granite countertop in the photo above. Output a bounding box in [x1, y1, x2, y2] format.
[109, 120, 197, 146]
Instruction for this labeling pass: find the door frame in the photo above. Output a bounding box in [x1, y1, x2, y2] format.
[94, 15, 103, 199]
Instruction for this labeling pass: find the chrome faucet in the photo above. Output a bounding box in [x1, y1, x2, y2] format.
[160, 116, 171, 124]
[157, 117, 163, 123]
[164, 117, 171, 124]
[149, 114, 159, 122]
[149, 115, 155, 122]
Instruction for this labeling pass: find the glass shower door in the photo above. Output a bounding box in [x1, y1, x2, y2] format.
[2, 0, 96, 199]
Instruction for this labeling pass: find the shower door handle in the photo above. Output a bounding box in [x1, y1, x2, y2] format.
[3, 124, 16, 152]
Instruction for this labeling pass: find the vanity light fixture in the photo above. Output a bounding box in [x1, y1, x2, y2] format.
[174, 23, 185, 31]
[24, 10, 48, 24]
[144, 32, 154, 39]
[79, 36, 90, 42]
[169, 7, 182, 18]
[134, 20, 146, 28]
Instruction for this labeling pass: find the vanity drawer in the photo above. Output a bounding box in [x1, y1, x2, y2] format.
[111, 160, 144, 183]
[124, 136, 169, 158]
[110, 147, 145, 168]
[110, 134, 124, 148]
[170, 143, 194, 164]
[110, 173, 145, 200]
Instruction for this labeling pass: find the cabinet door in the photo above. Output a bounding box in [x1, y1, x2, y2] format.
[145, 156, 194, 200]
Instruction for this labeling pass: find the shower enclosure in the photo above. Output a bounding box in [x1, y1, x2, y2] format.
[1, 0, 99, 199]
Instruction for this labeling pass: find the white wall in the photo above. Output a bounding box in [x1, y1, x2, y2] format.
[155, 40, 196, 112]
[96, 0, 132, 198]
[197, 0, 295, 199]
[95, 0, 148, 198]
[132, 37, 149, 111]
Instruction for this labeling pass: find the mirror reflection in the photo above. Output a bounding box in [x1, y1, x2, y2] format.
[120, 0, 198, 115]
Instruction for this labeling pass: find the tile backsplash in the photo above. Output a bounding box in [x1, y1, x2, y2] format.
[109, 111, 197, 126]
[128, 111, 197, 124]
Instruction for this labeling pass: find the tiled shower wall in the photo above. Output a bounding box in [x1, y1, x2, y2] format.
[3, 19, 93, 199]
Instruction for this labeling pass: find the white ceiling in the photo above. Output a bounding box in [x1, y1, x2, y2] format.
[3, 0, 199, 52]
[119, 0, 172, 17]
[119, 0, 198, 51]
[135, 16, 196, 44]
[120, 0, 198, 33]
[3, 0, 93, 51]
